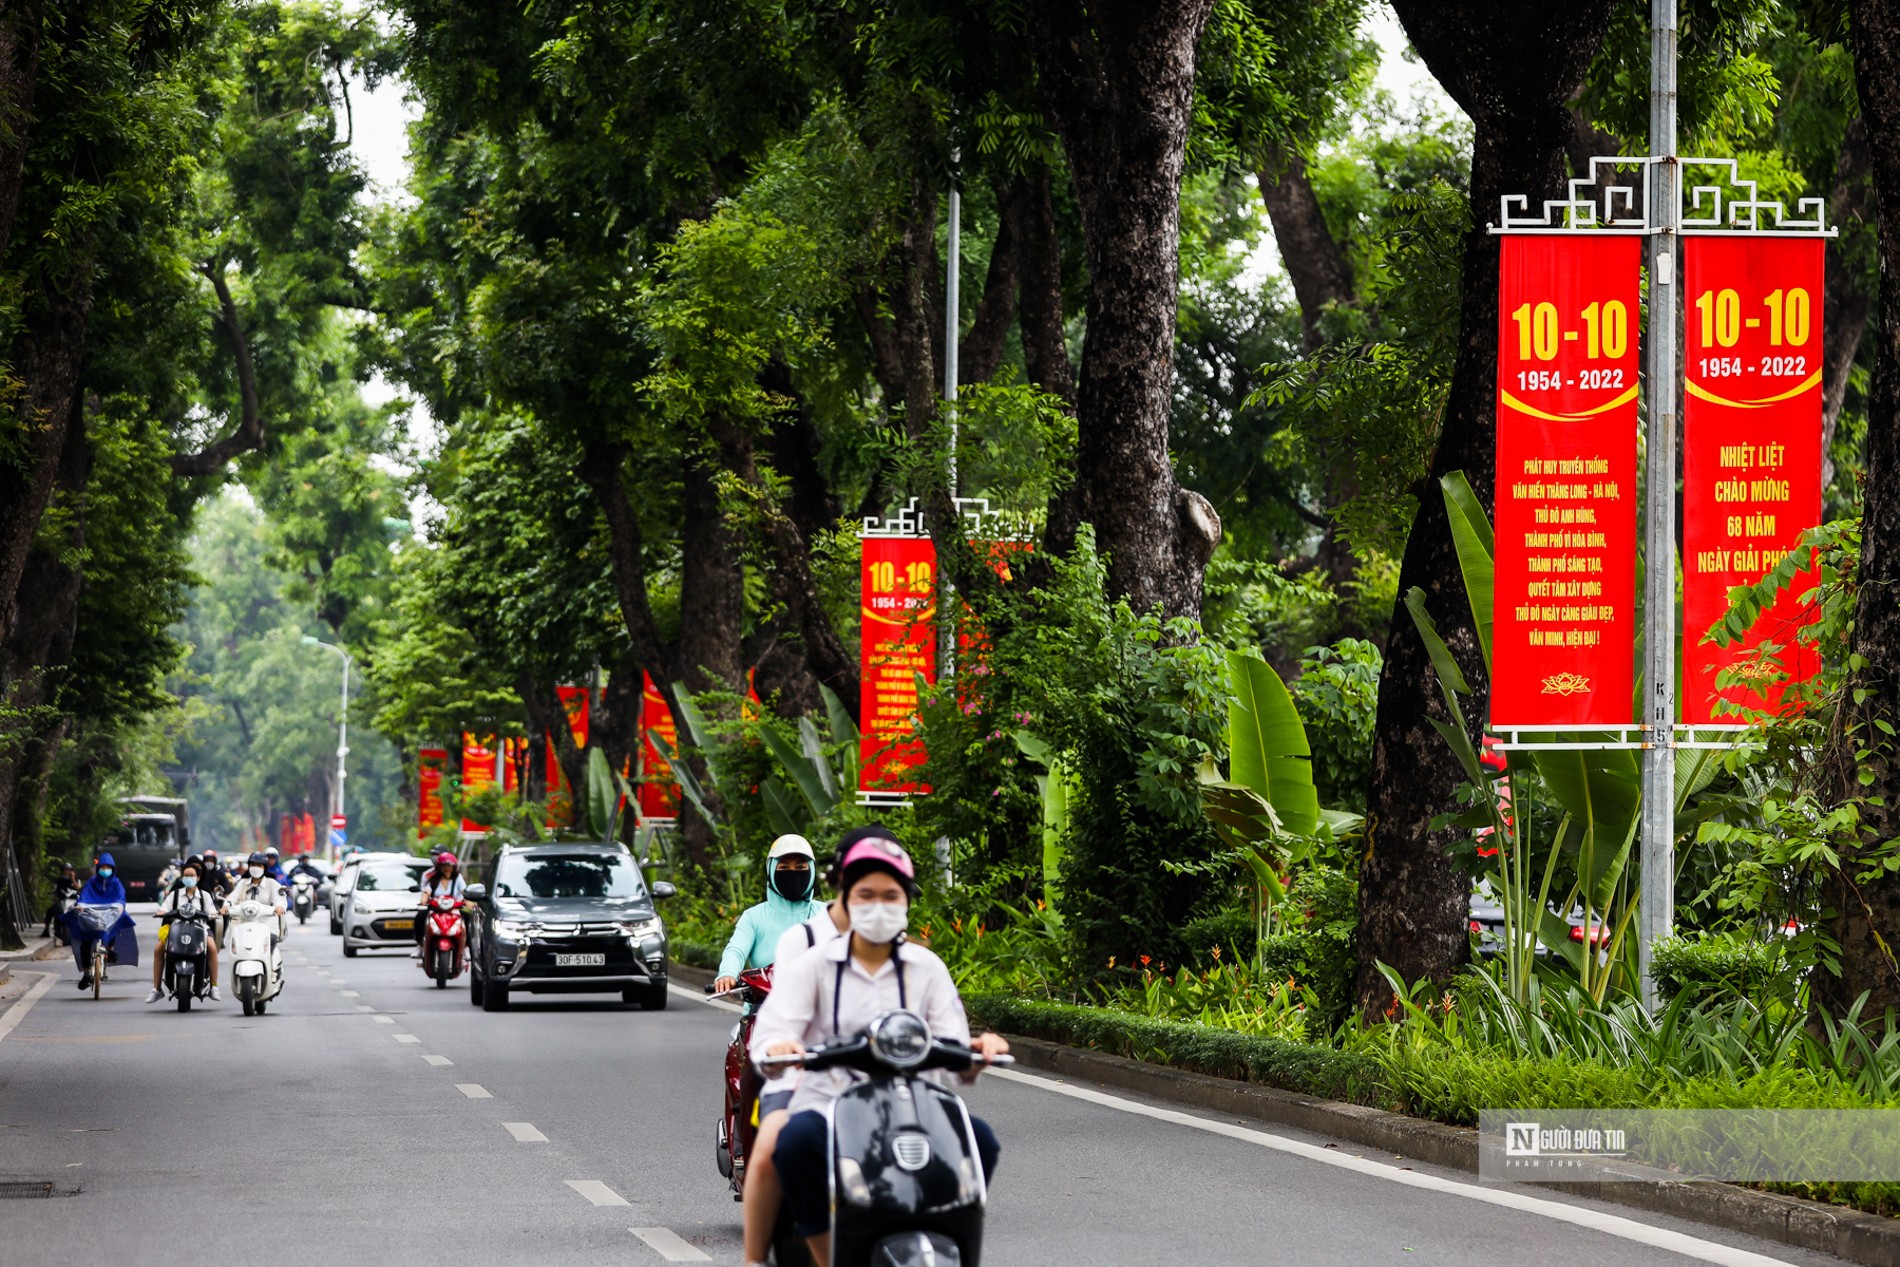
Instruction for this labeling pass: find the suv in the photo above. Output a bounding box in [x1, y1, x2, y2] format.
[465, 843, 676, 1012]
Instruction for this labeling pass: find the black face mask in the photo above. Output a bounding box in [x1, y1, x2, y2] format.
[769, 864, 814, 902]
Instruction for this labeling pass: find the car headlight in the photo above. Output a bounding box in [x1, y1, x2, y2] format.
[351, 899, 371, 915]
[866, 1009, 931, 1070]
[493, 920, 538, 941]
[618, 917, 662, 940]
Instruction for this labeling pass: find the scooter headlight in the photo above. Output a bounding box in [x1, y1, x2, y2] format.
[866, 1009, 931, 1070]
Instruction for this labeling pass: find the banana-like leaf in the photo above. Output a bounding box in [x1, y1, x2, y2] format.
[1523, 746, 1640, 911]
[821, 684, 859, 747]
[585, 747, 618, 841]
[761, 724, 838, 819]
[761, 778, 805, 838]
[656, 730, 717, 826]
[668, 683, 718, 757]
[1441, 471, 1496, 675]
[798, 716, 837, 799]
[1223, 649, 1319, 838]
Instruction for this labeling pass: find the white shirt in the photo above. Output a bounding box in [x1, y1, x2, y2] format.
[158, 888, 218, 922]
[772, 905, 847, 970]
[749, 934, 971, 1114]
[225, 876, 285, 913]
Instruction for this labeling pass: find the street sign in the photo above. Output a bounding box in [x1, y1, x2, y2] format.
[1490, 233, 1641, 727]
[1681, 235, 1824, 722]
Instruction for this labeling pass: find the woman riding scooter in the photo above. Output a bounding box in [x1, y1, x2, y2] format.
[148, 859, 222, 1004]
[752, 835, 1009, 1266]
[413, 852, 465, 962]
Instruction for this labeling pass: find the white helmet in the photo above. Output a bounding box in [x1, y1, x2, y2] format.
[767, 834, 814, 861]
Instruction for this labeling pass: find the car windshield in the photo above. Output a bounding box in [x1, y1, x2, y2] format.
[353, 865, 422, 892]
[494, 853, 643, 900]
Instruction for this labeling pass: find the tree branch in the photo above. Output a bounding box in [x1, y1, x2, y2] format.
[171, 263, 266, 477]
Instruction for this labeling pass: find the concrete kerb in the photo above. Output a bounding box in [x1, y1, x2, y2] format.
[1000, 1034, 1900, 1267]
[669, 956, 1900, 1263]
[0, 935, 59, 986]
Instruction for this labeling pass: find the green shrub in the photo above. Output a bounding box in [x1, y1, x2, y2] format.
[968, 995, 1383, 1105]
[1650, 932, 1798, 1007]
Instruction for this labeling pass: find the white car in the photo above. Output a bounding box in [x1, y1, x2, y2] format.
[340, 858, 431, 956]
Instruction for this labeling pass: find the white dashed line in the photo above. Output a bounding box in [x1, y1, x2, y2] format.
[503, 1122, 548, 1142]
[565, 1180, 628, 1206]
[629, 1227, 711, 1261]
[371, 1015, 395, 1024]
[394, 1033, 420, 1044]
[340, 990, 360, 998]
[456, 1084, 492, 1099]
[422, 1054, 453, 1067]
[0, 972, 57, 1045]
[356, 1005, 375, 1012]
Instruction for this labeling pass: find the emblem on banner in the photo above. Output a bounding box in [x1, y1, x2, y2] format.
[1540, 672, 1593, 697]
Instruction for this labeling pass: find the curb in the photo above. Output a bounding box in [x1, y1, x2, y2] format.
[998, 1034, 1900, 1267]
[0, 936, 58, 986]
[670, 961, 716, 992]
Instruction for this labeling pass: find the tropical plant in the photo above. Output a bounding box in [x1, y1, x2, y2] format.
[1198, 648, 1362, 965]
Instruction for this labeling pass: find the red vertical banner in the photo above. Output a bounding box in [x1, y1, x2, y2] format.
[417, 746, 447, 838]
[638, 673, 681, 822]
[1490, 234, 1641, 727]
[545, 686, 590, 825]
[461, 733, 498, 831]
[1681, 236, 1824, 722]
[860, 535, 937, 795]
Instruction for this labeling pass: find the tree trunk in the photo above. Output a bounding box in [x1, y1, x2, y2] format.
[1817, 0, 1900, 1017]
[0, 262, 94, 650]
[1013, 160, 1075, 409]
[1258, 153, 1354, 352]
[0, 0, 43, 266]
[677, 443, 746, 698]
[1028, 0, 1222, 620]
[1354, 0, 1615, 1020]
[1823, 118, 1874, 484]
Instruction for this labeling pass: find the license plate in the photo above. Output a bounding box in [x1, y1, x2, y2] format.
[383, 919, 413, 931]
[555, 953, 605, 967]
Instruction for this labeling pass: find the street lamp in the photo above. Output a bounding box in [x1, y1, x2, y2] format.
[301, 635, 352, 859]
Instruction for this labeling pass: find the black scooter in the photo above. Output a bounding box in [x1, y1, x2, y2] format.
[162, 914, 214, 1012]
[764, 1010, 1008, 1267]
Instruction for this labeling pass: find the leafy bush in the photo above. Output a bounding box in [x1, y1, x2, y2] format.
[1290, 638, 1381, 811]
[1651, 932, 1799, 1007]
[968, 994, 1384, 1105]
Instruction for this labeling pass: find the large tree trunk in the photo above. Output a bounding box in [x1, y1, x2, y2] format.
[1029, 0, 1222, 619]
[0, 0, 43, 266]
[0, 393, 88, 936]
[0, 263, 94, 650]
[1818, 0, 1900, 1016]
[677, 444, 746, 698]
[1823, 119, 1875, 483]
[1013, 160, 1075, 409]
[1354, 0, 1615, 1020]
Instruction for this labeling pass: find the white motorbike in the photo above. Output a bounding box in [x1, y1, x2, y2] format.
[226, 898, 285, 1016]
[290, 874, 317, 924]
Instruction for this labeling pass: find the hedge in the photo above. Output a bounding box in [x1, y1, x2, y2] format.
[967, 995, 1385, 1107]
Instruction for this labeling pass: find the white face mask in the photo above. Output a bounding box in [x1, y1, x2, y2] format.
[248, 866, 264, 879]
[848, 900, 909, 945]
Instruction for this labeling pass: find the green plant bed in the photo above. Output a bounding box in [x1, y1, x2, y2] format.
[1650, 932, 1799, 1007]
[669, 939, 721, 970]
[967, 995, 1384, 1106]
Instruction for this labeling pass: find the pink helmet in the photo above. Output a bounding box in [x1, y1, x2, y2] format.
[433, 851, 457, 868]
[837, 836, 915, 895]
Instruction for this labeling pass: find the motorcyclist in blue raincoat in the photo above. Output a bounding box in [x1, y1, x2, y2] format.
[66, 851, 138, 990]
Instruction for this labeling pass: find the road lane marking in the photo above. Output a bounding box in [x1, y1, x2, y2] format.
[629, 1228, 710, 1261]
[371, 1015, 394, 1024]
[988, 1068, 1795, 1267]
[394, 1034, 420, 1044]
[565, 1180, 629, 1206]
[503, 1122, 548, 1142]
[422, 1054, 453, 1067]
[0, 972, 58, 1045]
[456, 1083, 492, 1099]
[671, 982, 740, 1014]
[340, 990, 359, 997]
[356, 1005, 375, 1012]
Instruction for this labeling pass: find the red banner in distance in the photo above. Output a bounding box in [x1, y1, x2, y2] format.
[860, 535, 937, 795]
[1490, 233, 1641, 728]
[461, 733, 497, 832]
[1681, 235, 1824, 723]
[417, 745, 447, 838]
[638, 672, 681, 822]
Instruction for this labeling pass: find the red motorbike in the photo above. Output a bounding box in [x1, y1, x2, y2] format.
[712, 965, 774, 1195]
[422, 893, 466, 988]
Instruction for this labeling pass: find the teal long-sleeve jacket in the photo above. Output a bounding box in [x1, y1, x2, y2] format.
[717, 886, 821, 978]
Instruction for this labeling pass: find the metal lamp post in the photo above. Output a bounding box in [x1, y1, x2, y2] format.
[302, 636, 352, 858]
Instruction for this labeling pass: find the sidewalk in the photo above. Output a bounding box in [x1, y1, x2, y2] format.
[0, 934, 61, 985]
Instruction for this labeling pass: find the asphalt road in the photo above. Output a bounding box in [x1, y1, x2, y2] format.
[0, 911, 1861, 1267]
